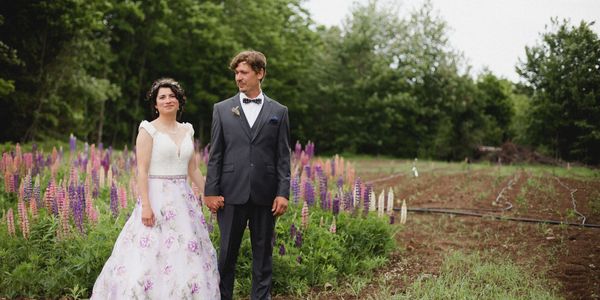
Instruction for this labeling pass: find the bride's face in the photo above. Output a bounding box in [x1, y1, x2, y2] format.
[155, 87, 179, 116]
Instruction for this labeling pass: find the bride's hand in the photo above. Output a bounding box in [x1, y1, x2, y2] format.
[142, 205, 156, 227]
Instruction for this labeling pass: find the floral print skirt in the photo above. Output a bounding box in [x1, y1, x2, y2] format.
[91, 176, 220, 299]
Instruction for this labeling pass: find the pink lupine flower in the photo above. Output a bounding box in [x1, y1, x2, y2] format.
[301, 201, 309, 229]
[18, 181, 25, 202]
[57, 186, 70, 238]
[7, 171, 15, 193]
[18, 200, 29, 239]
[118, 186, 127, 209]
[29, 197, 38, 219]
[23, 153, 33, 170]
[44, 179, 56, 211]
[6, 208, 15, 237]
[3, 171, 10, 193]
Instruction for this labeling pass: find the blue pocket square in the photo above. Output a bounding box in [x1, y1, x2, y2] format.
[268, 116, 279, 124]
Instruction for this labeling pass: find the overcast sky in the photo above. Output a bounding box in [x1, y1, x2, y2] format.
[303, 0, 600, 82]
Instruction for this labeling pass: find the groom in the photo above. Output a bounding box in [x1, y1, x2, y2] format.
[204, 50, 291, 300]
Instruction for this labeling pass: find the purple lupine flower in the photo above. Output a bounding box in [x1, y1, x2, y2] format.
[290, 223, 297, 238]
[295, 231, 303, 248]
[336, 176, 344, 191]
[101, 152, 110, 174]
[13, 174, 19, 193]
[69, 134, 76, 153]
[203, 145, 210, 165]
[304, 181, 314, 206]
[291, 175, 300, 205]
[363, 184, 372, 216]
[294, 141, 302, 161]
[303, 164, 311, 180]
[296, 255, 302, 264]
[305, 141, 312, 158]
[110, 182, 118, 217]
[279, 244, 286, 256]
[32, 179, 41, 208]
[344, 191, 353, 211]
[332, 195, 340, 215]
[73, 184, 85, 233]
[319, 173, 328, 210]
[207, 214, 214, 233]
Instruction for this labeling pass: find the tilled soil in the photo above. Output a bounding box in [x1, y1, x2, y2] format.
[371, 168, 600, 300]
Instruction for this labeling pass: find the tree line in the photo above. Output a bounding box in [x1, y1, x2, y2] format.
[1, 0, 598, 164]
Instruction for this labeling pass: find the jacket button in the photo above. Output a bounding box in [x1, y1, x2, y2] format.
[250, 163, 254, 167]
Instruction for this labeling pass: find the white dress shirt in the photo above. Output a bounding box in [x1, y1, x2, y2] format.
[239, 91, 264, 128]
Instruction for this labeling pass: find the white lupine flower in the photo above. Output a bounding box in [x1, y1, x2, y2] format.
[400, 199, 407, 224]
[387, 188, 394, 215]
[378, 190, 385, 217]
[369, 190, 376, 211]
[412, 158, 419, 177]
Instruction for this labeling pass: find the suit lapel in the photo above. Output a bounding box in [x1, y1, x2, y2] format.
[230, 95, 251, 140]
[251, 96, 274, 143]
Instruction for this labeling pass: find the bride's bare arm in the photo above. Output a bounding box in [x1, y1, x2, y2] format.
[187, 150, 205, 198]
[136, 129, 155, 226]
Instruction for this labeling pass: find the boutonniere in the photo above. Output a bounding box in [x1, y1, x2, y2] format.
[231, 106, 240, 117]
[268, 116, 279, 124]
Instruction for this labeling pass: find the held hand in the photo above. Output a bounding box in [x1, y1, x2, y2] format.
[141, 205, 155, 227]
[272, 196, 288, 217]
[204, 196, 225, 213]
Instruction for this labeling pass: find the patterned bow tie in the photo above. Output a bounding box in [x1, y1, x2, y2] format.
[243, 98, 262, 104]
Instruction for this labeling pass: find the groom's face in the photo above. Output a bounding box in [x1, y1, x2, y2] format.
[235, 62, 264, 95]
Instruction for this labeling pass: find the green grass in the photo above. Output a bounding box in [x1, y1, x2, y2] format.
[394, 251, 560, 300]
[590, 191, 600, 215]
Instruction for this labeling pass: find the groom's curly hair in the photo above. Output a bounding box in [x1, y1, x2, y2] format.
[229, 50, 267, 82]
[146, 78, 187, 120]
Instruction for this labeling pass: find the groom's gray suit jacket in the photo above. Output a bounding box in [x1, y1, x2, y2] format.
[205, 93, 291, 205]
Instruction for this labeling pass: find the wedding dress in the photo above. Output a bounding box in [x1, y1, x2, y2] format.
[91, 120, 219, 299]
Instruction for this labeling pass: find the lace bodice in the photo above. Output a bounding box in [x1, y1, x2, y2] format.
[139, 120, 195, 176]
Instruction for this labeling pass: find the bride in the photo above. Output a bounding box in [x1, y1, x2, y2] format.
[91, 78, 220, 299]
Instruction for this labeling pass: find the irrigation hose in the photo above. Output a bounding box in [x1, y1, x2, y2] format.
[393, 206, 600, 228]
[553, 175, 586, 225]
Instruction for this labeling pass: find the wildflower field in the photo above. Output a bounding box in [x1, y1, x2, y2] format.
[0, 139, 397, 299]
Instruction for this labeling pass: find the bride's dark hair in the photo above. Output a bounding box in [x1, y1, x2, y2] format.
[146, 78, 187, 120]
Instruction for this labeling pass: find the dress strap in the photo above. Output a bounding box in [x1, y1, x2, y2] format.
[139, 120, 157, 137]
